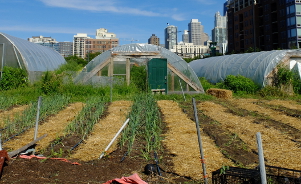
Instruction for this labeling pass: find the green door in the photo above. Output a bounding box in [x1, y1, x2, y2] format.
[148, 58, 167, 93]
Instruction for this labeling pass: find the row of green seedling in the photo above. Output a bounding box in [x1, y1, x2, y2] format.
[2, 94, 71, 141]
[120, 93, 162, 158]
[65, 96, 107, 139]
[0, 95, 18, 111]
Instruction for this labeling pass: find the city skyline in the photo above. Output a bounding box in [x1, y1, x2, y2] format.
[0, 0, 227, 46]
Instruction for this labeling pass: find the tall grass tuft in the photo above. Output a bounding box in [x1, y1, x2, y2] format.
[120, 93, 162, 157]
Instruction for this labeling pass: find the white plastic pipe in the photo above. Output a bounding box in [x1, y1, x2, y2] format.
[34, 96, 42, 140]
[99, 118, 130, 159]
[256, 132, 267, 184]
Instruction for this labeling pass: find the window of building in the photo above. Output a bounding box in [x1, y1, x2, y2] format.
[287, 5, 296, 14]
[296, 5, 301, 14]
[297, 29, 301, 38]
[291, 28, 297, 37]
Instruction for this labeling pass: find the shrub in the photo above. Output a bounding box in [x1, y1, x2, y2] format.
[0, 66, 28, 90]
[40, 71, 62, 95]
[274, 65, 293, 87]
[223, 75, 259, 94]
[292, 71, 301, 94]
[130, 65, 147, 92]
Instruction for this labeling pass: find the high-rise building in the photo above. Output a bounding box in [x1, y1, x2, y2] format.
[73, 29, 119, 59]
[85, 38, 119, 58]
[188, 19, 203, 45]
[165, 25, 178, 50]
[73, 33, 91, 58]
[188, 19, 209, 45]
[182, 30, 189, 43]
[148, 34, 160, 46]
[58, 42, 73, 57]
[227, 0, 288, 53]
[212, 11, 228, 54]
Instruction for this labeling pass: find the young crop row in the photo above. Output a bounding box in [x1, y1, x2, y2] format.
[0, 95, 17, 111]
[120, 93, 162, 157]
[65, 96, 107, 139]
[2, 95, 70, 141]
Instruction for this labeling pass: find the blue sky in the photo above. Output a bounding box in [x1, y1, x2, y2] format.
[0, 0, 227, 45]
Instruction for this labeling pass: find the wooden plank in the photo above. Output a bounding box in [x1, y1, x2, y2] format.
[8, 134, 47, 158]
[79, 58, 111, 83]
[111, 52, 160, 56]
[126, 58, 130, 85]
[167, 63, 204, 93]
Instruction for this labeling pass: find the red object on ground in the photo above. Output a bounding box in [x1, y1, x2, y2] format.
[0, 150, 9, 174]
[18, 154, 81, 165]
[103, 173, 148, 184]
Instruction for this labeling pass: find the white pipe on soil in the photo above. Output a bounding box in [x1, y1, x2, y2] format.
[99, 118, 130, 159]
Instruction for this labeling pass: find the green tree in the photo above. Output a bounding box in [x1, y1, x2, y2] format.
[85, 52, 101, 62]
[65, 55, 87, 66]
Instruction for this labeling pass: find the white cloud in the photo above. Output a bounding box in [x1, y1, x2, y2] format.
[39, 0, 163, 17]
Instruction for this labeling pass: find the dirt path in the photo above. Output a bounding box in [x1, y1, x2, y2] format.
[0, 105, 28, 128]
[158, 100, 233, 180]
[230, 99, 301, 133]
[265, 99, 301, 110]
[4, 103, 84, 151]
[198, 101, 301, 170]
[71, 101, 132, 161]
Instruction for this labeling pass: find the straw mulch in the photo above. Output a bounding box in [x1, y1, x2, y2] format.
[230, 98, 301, 134]
[4, 102, 84, 151]
[198, 101, 301, 170]
[206, 88, 232, 99]
[265, 99, 301, 110]
[71, 100, 132, 161]
[158, 100, 233, 180]
[0, 105, 28, 128]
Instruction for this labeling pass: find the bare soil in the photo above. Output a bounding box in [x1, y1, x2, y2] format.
[0, 98, 301, 183]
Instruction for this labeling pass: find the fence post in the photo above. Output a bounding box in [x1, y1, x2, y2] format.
[192, 98, 208, 184]
[256, 132, 267, 184]
[34, 96, 42, 140]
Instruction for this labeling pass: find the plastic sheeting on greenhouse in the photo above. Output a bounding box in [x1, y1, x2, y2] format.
[0, 32, 66, 82]
[75, 43, 204, 94]
[292, 62, 301, 79]
[189, 50, 301, 87]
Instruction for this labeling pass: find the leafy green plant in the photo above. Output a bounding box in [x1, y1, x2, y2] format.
[0, 66, 28, 90]
[292, 70, 301, 94]
[223, 75, 259, 94]
[274, 64, 293, 87]
[40, 71, 63, 95]
[130, 65, 147, 92]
